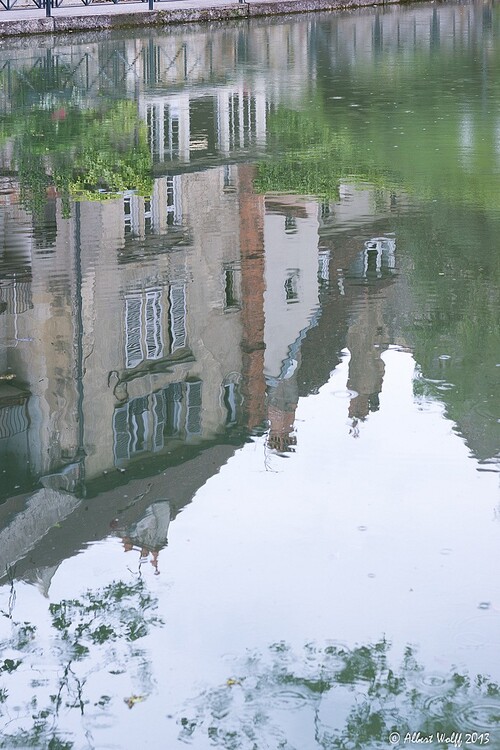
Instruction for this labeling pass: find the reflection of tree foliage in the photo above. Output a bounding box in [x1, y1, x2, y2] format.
[0, 578, 162, 749]
[178, 640, 500, 749]
[256, 39, 500, 213]
[254, 104, 395, 200]
[3, 100, 153, 220]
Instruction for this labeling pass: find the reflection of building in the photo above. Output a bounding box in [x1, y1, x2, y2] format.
[263, 197, 323, 451]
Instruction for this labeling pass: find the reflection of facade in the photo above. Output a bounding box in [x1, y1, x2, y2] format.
[263, 197, 323, 451]
[4, 0, 491, 568]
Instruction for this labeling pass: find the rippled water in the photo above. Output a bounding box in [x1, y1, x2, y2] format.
[0, 1, 499, 747]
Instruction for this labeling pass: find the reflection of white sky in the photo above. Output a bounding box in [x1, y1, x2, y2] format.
[1, 350, 499, 746]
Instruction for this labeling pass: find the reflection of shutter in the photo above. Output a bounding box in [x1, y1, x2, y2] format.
[145, 290, 163, 360]
[125, 296, 144, 368]
[165, 382, 182, 436]
[186, 381, 202, 436]
[223, 382, 238, 425]
[113, 405, 130, 464]
[0, 404, 29, 439]
[152, 391, 165, 452]
[169, 284, 187, 352]
[0, 282, 32, 314]
[129, 396, 149, 453]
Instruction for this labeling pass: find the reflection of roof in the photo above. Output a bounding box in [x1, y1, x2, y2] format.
[0, 440, 241, 588]
[266, 306, 321, 387]
[0, 488, 80, 581]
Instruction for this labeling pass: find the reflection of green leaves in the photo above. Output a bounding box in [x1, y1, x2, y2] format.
[90, 624, 115, 644]
[0, 658, 21, 674]
[48, 579, 162, 652]
[0, 578, 162, 748]
[178, 640, 500, 749]
[255, 104, 381, 200]
[5, 100, 153, 218]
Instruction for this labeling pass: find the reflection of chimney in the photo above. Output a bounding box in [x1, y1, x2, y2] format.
[346, 292, 387, 423]
[267, 354, 300, 453]
[238, 165, 267, 431]
[267, 405, 297, 452]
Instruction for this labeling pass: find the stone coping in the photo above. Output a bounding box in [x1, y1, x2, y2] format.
[0, 0, 398, 38]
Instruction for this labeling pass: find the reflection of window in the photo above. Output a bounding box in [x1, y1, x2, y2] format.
[113, 380, 202, 464]
[124, 196, 140, 237]
[318, 250, 330, 282]
[113, 396, 149, 463]
[147, 104, 160, 155]
[229, 93, 256, 149]
[223, 164, 236, 192]
[0, 281, 32, 315]
[125, 289, 164, 369]
[125, 283, 189, 368]
[284, 271, 300, 304]
[223, 382, 239, 425]
[164, 382, 183, 437]
[152, 391, 166, 452]
[124, 197, 132, 235]
[362, 237, 396, 278]
[144, 198, 153, 235]
[320, 200, 330, 220]
[165, 105, 180, 160]
[169, 283, 187, 352]
[125, 296, 144, 369]
[285, 215, 297, 234]
[166, 175, 182, 226]
[223, 264, 241, 311]
[145, 291, 163, 359]
[0, 403, 29, 439]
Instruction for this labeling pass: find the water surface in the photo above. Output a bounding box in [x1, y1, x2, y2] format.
[0, 2, 499, 747]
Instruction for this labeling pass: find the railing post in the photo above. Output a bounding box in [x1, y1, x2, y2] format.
[149, 0, 153, 10]
[45, 0, 51, 17]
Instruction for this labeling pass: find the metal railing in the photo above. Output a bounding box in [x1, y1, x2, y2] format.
[1, 0, 245, 14]
[0, 0, 155, 15]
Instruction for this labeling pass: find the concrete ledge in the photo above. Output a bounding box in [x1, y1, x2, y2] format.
[0, 16, 54, 35]
[51, 4, 247, 32]
[247, 0, 389, 12]
[0, 0, 402, 37]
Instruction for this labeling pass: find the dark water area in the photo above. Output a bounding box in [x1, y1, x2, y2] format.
[0, 2, 499, 747]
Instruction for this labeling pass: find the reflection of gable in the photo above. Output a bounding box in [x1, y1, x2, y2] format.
[264, 199, 310, 220]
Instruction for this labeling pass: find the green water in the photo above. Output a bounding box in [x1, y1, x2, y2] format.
[0, 2, 499, 747]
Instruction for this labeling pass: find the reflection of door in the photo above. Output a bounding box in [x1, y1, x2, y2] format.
[113, 380, 202, 465]
[185, 381, 202, 437]
[113, 396, 149, 463]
